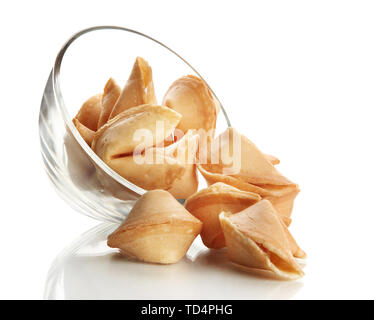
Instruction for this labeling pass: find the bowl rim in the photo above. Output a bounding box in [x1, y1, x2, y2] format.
[52, 25, 230, 198]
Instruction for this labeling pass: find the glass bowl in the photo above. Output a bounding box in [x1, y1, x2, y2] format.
[39, 26, 230, 223]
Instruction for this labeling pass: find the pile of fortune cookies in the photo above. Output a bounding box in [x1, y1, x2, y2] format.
[72, 57, 306, 280]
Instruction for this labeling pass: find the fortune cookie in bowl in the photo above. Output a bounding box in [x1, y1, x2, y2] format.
[109, 57, 157, 119]
[74, 93, 103, 132]
[107, 190, 203, 264]
[73, 93, 103, 146]
[106, 130, 199, 197]
[185, 183, 260, 249]
[72, 118, 95, 146]
[92, 104, 182, 161]
[151, 130, 200, 199]
[104, 152, 185, 191]
[219, 200, 305, 280]
[97, 78, 121, 129]
[163, 75, 219, 137]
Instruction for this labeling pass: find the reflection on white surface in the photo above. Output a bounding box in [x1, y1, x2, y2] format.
[45, 223, 303, 300]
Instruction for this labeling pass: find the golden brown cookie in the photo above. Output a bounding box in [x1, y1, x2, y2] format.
[185, 183, 260, 249]
[163, 75, 218, 137]
[219, 200, 305, 280]
[97, 78, 121, 129]
[109, 57, 157, 119]
[107, 190, 202, 264]
[92, 104, 181, 161]
[75, 93, 102, 132]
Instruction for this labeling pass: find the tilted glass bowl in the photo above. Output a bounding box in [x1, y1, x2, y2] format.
[39, 26, 230, 223]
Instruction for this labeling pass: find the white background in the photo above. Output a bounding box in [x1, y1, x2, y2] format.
[1, 0, 374, 299]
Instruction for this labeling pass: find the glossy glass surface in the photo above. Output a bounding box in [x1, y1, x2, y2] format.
[44, 223, 304, 299]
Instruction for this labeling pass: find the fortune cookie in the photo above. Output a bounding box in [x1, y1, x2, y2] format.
[107, 190, 203, 264]
[75, 93, 103, 132]
[92, 104, 182, 161]
[109, 57, 157, 119]
[103, 130, 199, 192]
[197, 127, 299, 224]
[185, 183, 260, 249]
[219, 200, 305, 280]
[162, 75, 218, 136]
[97, 78, 121, 129]
[197, 164, 298, 225]
[152, 130, 200, 199]
[201, 127, 293, 186]
[105, 153, 185, 191]
[72, 118, 95, 146]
